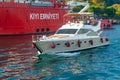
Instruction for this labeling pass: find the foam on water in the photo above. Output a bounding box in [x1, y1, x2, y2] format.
[47, 52, 81, 57]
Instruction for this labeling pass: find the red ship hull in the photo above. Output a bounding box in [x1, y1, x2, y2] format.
[100, 19, 113, 29]
[0, 0, 68, 35]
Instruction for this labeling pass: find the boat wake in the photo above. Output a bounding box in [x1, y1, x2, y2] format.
[48, 52, 81, 57]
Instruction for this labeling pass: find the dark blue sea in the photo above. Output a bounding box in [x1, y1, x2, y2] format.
[0, 25, 120, 80]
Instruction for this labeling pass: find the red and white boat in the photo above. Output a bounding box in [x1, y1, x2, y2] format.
[0, 0, 68, 35]
[32, 13, 110, 54]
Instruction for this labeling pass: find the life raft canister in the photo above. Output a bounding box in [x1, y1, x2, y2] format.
[50, 42, 56, 48]
[65, 41, 70, 47]
[89, 40, 93, 45]
[100, 38, 103, 43]
[77, 40, 82, 47]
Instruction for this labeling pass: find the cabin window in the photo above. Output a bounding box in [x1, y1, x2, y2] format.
[0, 0, 10, 2]
[87, 31, 98, 36]
[14, 0, 30, 3]
[77, 29, 89, 34]
[56, 29, 77, 34]
[30, 0, 53, 7]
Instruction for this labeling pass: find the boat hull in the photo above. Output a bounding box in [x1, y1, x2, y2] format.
[33, 37, 109, 54]
[0, 2, 68, 35]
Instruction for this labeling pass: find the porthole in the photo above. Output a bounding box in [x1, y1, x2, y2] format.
[36, 28, 40, 32]
[46, 28, 50, 32]
[41, 28, 44, 32]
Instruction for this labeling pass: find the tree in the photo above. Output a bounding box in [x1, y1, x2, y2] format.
[115, 9, 120, 19]
[104, 6, 116, 18]
[72, 6, 83, 12]
[112, 4, 120, 10]
[87, 5, 104, 18]
[90, 0, 104, 4]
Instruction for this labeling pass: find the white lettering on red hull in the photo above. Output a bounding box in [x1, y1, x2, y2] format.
[30, 13, 59, 20]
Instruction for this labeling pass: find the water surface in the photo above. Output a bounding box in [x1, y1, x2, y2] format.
[0, 25, 120, 80]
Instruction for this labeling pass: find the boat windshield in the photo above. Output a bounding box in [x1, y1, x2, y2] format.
[56, 29, 77, 34]
[77, 29, 89, 34]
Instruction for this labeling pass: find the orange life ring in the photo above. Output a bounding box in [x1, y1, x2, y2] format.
[89, 40, 93, 45]
[65, 41, 70, 47]
[77, 40, 82, 47]
[50, 42, 56, 48]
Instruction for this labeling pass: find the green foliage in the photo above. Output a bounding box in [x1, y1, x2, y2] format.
[87, 4, 116, 18]
[65, 0, 120, 18]
[72, 6, 83, 12]
[104, 6, 116, 16]
[112, 4, 120, 11]
[87, 5, 104, 16]
[116, 9, 120, 16]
